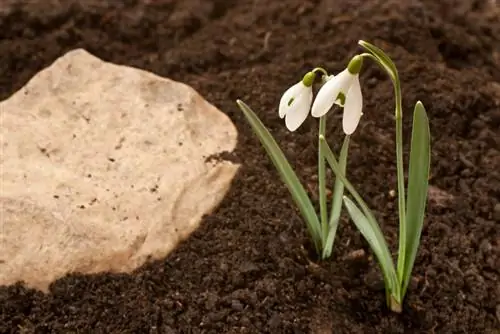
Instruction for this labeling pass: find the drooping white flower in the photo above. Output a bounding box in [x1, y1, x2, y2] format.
[311, 56, 364, 135]
[279, 72, 315, 132]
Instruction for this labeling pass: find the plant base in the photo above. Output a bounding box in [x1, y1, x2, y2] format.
[389, 295, 403, 313]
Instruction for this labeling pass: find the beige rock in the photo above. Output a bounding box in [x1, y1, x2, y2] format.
[0, 49, 239, 291]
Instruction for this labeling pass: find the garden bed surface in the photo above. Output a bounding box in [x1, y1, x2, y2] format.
[1, 0, 499, 333]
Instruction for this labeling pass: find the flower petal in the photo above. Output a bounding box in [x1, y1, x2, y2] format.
[311, 69, 352, 118]
[279, 82, 302, 118]
[342, 75, 363, 135]
[285, 88, 313, 131]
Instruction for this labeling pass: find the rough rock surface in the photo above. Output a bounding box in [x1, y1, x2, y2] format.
[0, 49, 239, 291]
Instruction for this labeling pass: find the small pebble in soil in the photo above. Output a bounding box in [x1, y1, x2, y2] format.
[239, 261, 259, 273]
[410, 276, 422, 291]
[493, 203, 500, 221]
[268, 313, 281, 329]
[231, 299, 244, 311]
[364, 268, 385, 291]
[343, 249, 366, 262]
[219, 262, 228, 271]
[204, 293, 218, 310]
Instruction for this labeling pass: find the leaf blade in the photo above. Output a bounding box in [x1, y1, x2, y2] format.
[343, 196, 398, 294]
[322, 135, 350, 259]
[236, 100, 322, 248]
[319, 137, 399, 297]
[401, 101, 431, 297]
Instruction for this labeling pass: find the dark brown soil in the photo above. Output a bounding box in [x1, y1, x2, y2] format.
[1, 0, 500, 333]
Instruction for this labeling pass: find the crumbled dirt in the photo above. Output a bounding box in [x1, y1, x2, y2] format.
[1, 0, 499, 333]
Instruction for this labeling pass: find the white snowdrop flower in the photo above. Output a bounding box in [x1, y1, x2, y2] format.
[311, 55, 364, 135]
[279, 72, 315, 132]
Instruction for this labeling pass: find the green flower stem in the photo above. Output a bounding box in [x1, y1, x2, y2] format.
[356, 41, 431, 311]
[394, 81, 407, 283]
[318, 116, 328, 247]
[359, 45, 407, 284]
[312, 67, 329, 77]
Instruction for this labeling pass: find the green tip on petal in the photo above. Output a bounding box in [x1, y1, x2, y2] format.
[335, 91, 346, 107]
[302, 71, 316, 87]
[347, 55, 364, 74]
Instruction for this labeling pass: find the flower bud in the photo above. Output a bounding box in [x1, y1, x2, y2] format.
[301, 71, 316, 87]
[347, 55, 364, 75]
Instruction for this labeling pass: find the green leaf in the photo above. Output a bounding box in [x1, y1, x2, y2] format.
[322, 135, 350, 259]
[319, 136, 399, 298]
[401, 101, 431, 297]
[343, 196, 399, 298]
[236, 100, 322, 250]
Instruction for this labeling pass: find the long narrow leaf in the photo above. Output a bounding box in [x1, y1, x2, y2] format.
[319, 136, 399, 297]
[322, 135, 350, 259]
[401, 101, 431, 297]
[343, 196, 399, 300]
[236, 100, 322, 247]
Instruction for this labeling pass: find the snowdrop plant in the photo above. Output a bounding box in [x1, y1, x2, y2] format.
[237, 40, 430, 312]
[318, 41, 431, 312]
[237, 61, 360, 259]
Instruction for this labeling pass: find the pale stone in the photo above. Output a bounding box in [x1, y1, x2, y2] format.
[0, 49, 239, 291]
[427, 185, 455, 208]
